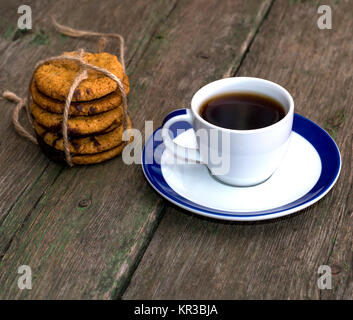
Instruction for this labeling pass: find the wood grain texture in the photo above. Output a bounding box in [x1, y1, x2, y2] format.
[0, 0, 177, 299]
[0, 0, 271, 299]
[123, 0, 353, 299]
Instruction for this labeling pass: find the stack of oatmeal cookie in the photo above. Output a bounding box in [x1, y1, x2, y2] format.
[30, 51, 132, 165]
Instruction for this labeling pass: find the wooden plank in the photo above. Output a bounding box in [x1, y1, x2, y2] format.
[0, 0, 178, 298]
[0, 0, 271, 299]
[0, 0, 177, 252]
[123, 0, 353, 299]
[0, 1, 65, 257]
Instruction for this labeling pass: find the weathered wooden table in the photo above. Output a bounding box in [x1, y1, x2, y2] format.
[0, 0, 352, 299]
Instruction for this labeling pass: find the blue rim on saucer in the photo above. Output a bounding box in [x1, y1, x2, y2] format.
[142, 109, 341, 221]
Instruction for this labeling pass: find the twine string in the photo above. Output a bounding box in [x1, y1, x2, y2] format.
[2, 90, 37, 145]
[1, 19, 128, 166]
[51, 16, 125, 72]
[62, 49, 88, 166]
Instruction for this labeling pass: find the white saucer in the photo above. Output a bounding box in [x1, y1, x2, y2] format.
[142, 110, 341, 221]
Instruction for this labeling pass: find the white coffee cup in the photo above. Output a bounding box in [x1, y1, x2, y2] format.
[161, 77, 294, 187]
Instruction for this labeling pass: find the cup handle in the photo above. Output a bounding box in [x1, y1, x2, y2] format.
[161, 109, 202, 163]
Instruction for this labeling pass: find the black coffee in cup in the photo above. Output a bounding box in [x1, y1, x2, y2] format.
[199, 92, 286, 130]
